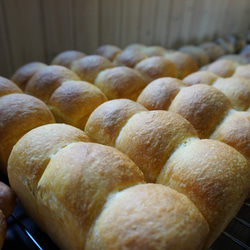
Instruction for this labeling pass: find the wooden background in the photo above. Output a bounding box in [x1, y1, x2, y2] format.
[0, 0, 249, 78]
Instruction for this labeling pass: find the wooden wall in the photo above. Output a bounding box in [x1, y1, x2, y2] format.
[0, 0, 249, 78]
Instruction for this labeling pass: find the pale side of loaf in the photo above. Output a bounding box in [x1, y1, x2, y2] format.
[11, 62, 47, 91]
[51, 50, 86, 68]
[0, 93, 55, 173]
[86, 184, 209, 250]
[233, 64, 250, 79]
[25, 65, 80, 104]
[48, 80, 108, 130]
[94, 66, 147, 101]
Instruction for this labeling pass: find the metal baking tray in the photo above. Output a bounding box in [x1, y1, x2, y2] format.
[1, 174, 250, 250]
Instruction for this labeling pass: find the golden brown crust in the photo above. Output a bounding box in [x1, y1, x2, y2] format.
[169, 84, 233, 138]
[25, 65, 80, 104]
[94, 45, 122, 61]
[86, 184, 209, 250]
[134, 56, 177, 83]
[48, 80, 108, 130]
[70, 55, 114, 83]
[116, 110, 199, 182]
[137, 77, 187, 110]
[51, 50, 86, 68]
[85, 99, 148, 147]
[205, 59, 240, 77]
[164, 51, 199, 79]
[94, 66, 147, 100]
[212, 77, 250, 111]
[11, 62, 47, 91]
[210, 111, 250, 162]
[8, 124, 145, 249]
[0, 76, 23, 97]
[112, 49, 147, 68]
[179, 45, 210, 67]
[182, 71, 220, 86]
[0, 93, 55, 174]
[157, 139, 250, 249]
[0, 182, 16, 219]
[233, 64, 250, 79]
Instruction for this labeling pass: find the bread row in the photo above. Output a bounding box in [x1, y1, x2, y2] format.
[7, 120, 250, 249]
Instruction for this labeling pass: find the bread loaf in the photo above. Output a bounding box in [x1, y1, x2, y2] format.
[0, 181, 16, 249]
[51, 50, 86, 68]
[0, 76, 55, 173]
[7, 123, 209, 250]
[137, 79, 250, 162]
[94, 45, 122, 61]
[85, 99, 250, 249]
[70, 55, 114, 83]
[199, 42, 226, 62]
[233, 64, 250, 79]
[164, 51, 199, 79]
[11, 62, 47, 91]
[134, 56, 177, 83]
[93, 66, 147, 100]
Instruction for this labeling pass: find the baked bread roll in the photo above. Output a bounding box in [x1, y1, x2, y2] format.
[25, 65, 81, 104]
[93, 66, 147, 100]
[199, 42, 226, 62]
[0, 92, 55, 173]
[0, 181, 16, 249]
[11, 62, 47, 91]
[142, 45, 169, 57]
[0, 76, 23, 97]
[183, 72, 250, 111]
[86, 184, 209, 250]
[217, 54, 249, 64]
[137, 79, 250, 162]
[212, 77, 250, 111]
[215, 38, 235, 54]
[164, 51, 199, 79]
[112, 49, 147, 68]
[51, 50, 86, 68]
[70, 55, 114, 83]
[85, 99, 250, 249]
[7, 123, 210, 250]
[203, 59, 240, 77]
[179, 45, 210, 67]
[48, 80, 108, 130]
[94, 44, 122, 61]
[233, 64, 250, 79]
[134, 56, 177, 83]
[137, 77, 187, 110]
[182, 71, 221, 86]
